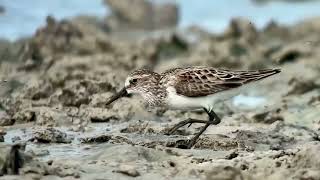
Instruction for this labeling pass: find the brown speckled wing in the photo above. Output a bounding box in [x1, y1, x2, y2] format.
[171, 67, 280, 97]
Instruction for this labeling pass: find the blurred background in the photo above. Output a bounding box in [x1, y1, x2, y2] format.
[1, 0, 320, 40]
[0, 1, 320, 179]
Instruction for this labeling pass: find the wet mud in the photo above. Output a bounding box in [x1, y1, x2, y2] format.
[1, 0, 320, 179]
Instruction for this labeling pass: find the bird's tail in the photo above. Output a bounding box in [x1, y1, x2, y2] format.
[242, 68, 281, 82]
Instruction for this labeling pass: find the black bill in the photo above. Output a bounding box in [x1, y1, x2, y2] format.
[105, 87, 128, 106]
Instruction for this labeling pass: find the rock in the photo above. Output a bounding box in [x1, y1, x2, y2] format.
[20, 161, 49, 176]
[251, 108, 284, 124]
[104, 0, 178, 31]
[32, 128, 72, 143]
[154, 33, 188, 60]
[120, 121, 155, 134]
[35, 107, 72, 126]
[79, 134, 111, 143]
[153, 3, 179, 29]
[71, 15, 110, 35]
[89, 96, 137, 122]
[105, 0, 153, 30]
[115, 164, 140, 177]
[308, 95, 320, 105]
[51, 80, 113, 107]
[0, 111, 14, 126]
[192, 135, 241, 150]
[57, 88, 89, 107]
[90, 92, 115, 107]
[232, 128, 294, 151]
[205, 166, 245, 180]
[0, 129, 4, 142]
[263, 20, 291, 40]
[0, 39, 12, 62]
[0, 144, 30, 175]
[287, 77, 320, 95]
[19, 16, 80, 67]
[48, 161, 80, 178]
[21, 79, 53, 101]
[222, 17, 258, 44]
[88, 107, 118, 123]
[12, 106, 72, 126]
[292, 17, 320, 36]
[19, 15, 111, 70]
[285, 144, 320, 179]
[271, 43, 311, 64]
[12, 110, 35, 124]
[225, 151, 239, 160]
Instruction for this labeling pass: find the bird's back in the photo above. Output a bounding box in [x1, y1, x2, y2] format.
[162, 66, 281, 98]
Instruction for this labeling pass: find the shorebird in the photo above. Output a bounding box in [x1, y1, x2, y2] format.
[105, 66, 281, 148]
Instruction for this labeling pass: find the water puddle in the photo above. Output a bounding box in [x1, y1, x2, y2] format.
[232, 94, 267, 108]
[2, 124, 112, 161]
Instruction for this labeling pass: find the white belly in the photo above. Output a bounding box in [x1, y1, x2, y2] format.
[166, 91, 209, 110]
[166, 86, 244, 111]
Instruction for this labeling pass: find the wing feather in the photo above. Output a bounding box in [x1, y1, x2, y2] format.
[170, 67, 280, 97]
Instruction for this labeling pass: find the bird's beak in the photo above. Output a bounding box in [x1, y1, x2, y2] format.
[105, 87, 128, 106]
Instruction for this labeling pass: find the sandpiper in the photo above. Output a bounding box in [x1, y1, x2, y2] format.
[105, 66, 281, 148]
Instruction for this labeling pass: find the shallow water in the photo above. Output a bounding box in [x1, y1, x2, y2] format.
[3, 124, 111, 161]
[1, 0, 320, 40]
[232, 94, 266, 108]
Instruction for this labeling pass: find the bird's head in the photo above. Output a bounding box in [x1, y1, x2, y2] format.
[105, 69, 160, 106]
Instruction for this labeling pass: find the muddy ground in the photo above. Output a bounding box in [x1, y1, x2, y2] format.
[1, 1, 320, 179]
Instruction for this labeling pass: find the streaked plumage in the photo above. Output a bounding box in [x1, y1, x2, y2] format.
[106, 66, 281, 148]
[164, 67, 280, 97]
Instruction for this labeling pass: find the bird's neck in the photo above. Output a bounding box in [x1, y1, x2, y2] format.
[140, 84, 166, 107]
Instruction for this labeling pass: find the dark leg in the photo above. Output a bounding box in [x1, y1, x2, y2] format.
[204, 108, 221, 125]
[166, 108, 221, 149]
[186, 109, 221, 148]
[165, 118, 213, 135]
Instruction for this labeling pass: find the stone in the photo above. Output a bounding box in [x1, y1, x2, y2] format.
[0, 111, 14, 126]
[115, 164, 140, 177]
[104, 0, 178, 30]
[32, 128, 72, 143]
[0, 144, 29, 175]
[205, 166, 245, 180]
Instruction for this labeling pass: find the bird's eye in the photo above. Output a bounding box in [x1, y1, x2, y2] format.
[130, 78, 138, 84]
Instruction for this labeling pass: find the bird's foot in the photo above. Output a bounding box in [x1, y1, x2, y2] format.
[212, 117, 221, 125]
[165, 119, 212, 135]
[171, 136, 200, 149]
[186, 137, 197, 149]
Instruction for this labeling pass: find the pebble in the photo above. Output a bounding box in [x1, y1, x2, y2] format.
[115, 165, 140, 177]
